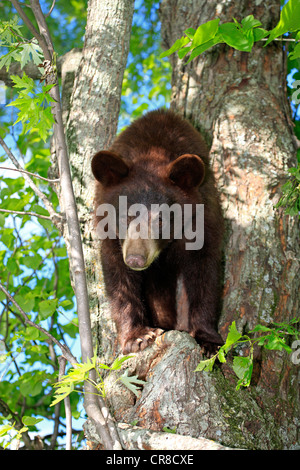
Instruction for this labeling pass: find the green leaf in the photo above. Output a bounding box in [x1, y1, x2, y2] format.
[289, 43, 300, 60]
[51, 356, 97, 406]
[0, 47, 22, 71]
[184, 28, 196, 40]
[233, 356, 253, 390]
[163, 426, 177, 434]
[9, 73, 34, 94]
[160, 36, 190, 58]
[59, 299, 73, 309]
[7, 73, 55, 141]
[265, 0, 300, 46]
[249, 324, 273, 333]
[39, 299, 58, 319]
[194, 356, 216, 372]
[14, 291, 35, 314]
[191, 19, 220, 48]
[0, 424, 15, 437]
[22, 416, 43, 426]
[51, 384, 74, 407]
[219, 22, 254, 52]
[263, 333, 292, 352]
[19, 41, 43, 69]
[21, 254, 43, 270]
[223, 321, 242, 352]
[19, 372, 44, 397]
[23, 326, 40, 341]
[187, 34, 223, 62]
[1, 229, 15, 250]
[218, 346, 227, 363]
[241, 15, 262, 31]
[120, 371, 146, 397]
[6, 258, 19, 274]
[110, 355, 133, 370]
[253, 28, 269, 42]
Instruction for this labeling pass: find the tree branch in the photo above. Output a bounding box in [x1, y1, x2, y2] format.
[0, 165, 59, 182]
[58, 357, 72, 450]
[9, 0, 52, 62]
[0, 208, 53, 221]
[0, 281, 78, 365]
[0, 136, 62, 229]
[21, 0, 123, 450]
[0, 397, 33, 450]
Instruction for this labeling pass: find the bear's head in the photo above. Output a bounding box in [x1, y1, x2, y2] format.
[91, 151, 205, 270]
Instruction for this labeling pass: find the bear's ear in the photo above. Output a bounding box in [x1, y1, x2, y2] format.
[167, 154, 205, 190]
[91, 151, 129, 186]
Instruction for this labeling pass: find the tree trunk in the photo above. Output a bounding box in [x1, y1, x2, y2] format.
[65, 0, 134, 362]
[85, 0, 299, 450]
[160, 0, 300, 423]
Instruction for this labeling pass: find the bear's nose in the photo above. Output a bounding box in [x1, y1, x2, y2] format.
[125, 254, 146, 270]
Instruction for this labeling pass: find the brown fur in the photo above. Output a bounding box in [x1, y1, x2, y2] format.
[91, 109, 224, 354]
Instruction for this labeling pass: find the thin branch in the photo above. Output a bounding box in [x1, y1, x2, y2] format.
[0, 281, 78, 366]
[260, 37, 298, 42]
[0, 136, 62, 228]
[0, 208, 52, 221]
[58, 357, 72, 450]
[29, 0, 54, 59]
[9, 0, 52, 62]
[0, 166, 59, 183]
[45, 0, 56, 18]
[0, 397, 33, 450]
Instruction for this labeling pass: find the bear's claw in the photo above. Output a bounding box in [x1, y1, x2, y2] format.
[122, 328, 164, 354]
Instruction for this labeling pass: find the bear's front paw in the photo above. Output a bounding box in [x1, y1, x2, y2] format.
[122, 327, 164, 354]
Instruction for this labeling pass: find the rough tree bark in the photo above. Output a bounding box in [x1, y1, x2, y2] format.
[84, 0, 299, 450]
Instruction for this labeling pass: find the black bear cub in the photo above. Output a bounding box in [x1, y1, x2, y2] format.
[91, 109, 223, 354]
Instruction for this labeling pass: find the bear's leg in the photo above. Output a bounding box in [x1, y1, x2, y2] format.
[144, 263, 178, 332]
[182, 252, 223, 355]
[101, 240, 164, 354]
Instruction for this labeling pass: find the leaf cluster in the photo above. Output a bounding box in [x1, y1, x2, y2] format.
[0, 128, 78, 447]
[0, 416, 42, 449]
[6, 74, 55, 142]
[195, 319, 299, 390]
[0, 15, 43, 71]
[160, 0, 300, 62]
[51, 354, 146, 407]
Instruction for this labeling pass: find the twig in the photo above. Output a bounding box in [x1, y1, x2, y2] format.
[0, 397, 33, 450]
[0, 281, 78, 365]
[0, 136, 62, 228]
[9, 0, 52, 62]
[260, 37, 298, 42]
[0, 208, 52, 220]
[0, 165, 59, 183]
[45, 0, 56, 18]
[58, 357, 72, 450]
